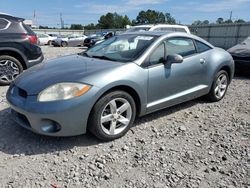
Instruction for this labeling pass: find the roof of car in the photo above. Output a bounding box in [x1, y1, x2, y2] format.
[0, 13, 24, 21]
[121, 31, 173, 36]
[120, 31, 214, 48]
[133, 24, 188, 28]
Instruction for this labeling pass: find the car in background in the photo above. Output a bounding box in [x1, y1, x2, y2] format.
[37, 33, 57, 45]
[227, 36, 250, 73]
[52, 34, 87, 47]
[127, 24, 190, 33]
[0, 13, 43, 85]
[7, 31, 234, 141]
[84, 32, 114, 48]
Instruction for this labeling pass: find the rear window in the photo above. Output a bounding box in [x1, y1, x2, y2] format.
[154, 27, 187, 33]
[22, 23, 35, 35]
[0, 18, 10, 30]
[176, 28, 186, 33]
[195, 40, 212, 53]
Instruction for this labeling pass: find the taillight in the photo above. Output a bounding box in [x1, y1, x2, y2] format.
[22, 33, 38, 45]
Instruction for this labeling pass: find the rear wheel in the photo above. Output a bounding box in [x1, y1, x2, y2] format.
[206, 70, 229, 102]
[61, 41, 68, 47]
[88, 91, 136, 141]
[48, 40, 52, 45]
[0, 55, 23, 86]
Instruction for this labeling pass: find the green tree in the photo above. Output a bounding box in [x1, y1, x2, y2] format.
[84, 23, 97, 30]
[135, 10, 175, 25]
[203, 20, 209, 25]
[224, 19, 233, 24]
[216, 18, 224, 24]
[98, 12, 114, 29]
[234, 19, 246, 23]
[70, 24, 83, 30]
[192, 20, 202, 25]
[122, 15, 131, 27]
[165, 13, 176, 24]
[97, 12, 131, 29]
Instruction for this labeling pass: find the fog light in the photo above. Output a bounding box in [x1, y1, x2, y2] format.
[40, 120, 61, 133]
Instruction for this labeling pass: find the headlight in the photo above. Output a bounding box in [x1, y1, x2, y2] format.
[38, 82, 91, 102]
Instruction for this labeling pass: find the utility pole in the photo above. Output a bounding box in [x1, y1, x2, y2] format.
[60, 13, 64, 29]
[229, 11, 233, 21]
[32, 10, 38, 28]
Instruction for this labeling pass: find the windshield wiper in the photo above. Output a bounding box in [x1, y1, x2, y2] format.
[92, 55, 117, 61]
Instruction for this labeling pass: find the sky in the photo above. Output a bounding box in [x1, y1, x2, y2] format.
[1, 0, 250, 27]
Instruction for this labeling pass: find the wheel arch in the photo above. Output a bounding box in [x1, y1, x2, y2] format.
[93, 85, 142, 117]
[0, 48, 27, 69]
[219, 65, 232, 82]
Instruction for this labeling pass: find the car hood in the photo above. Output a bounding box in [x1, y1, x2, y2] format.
[227, 44, 250, 57]
[14, 55, 122, 95]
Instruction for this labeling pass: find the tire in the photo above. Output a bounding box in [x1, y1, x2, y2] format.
[88, 91, 136, 141]
[206, 70, 229, 102]
[48, 40, 52, 46]
[61, 41, 67, 47]
[0, 55, 23, 86]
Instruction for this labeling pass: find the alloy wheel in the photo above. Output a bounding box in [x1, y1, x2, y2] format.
[100, 98, 132, 136]
[214, 74, 228, 99]
[0, 59, 20, 83]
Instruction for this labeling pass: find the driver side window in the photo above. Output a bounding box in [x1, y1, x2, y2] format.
[149, 43, 165, 66]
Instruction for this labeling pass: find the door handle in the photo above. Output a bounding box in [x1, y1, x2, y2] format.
[200, 58, 206, 64]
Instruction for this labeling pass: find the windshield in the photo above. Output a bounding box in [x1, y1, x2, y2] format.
[85, 34, 157, 62]
[127, 27, 151, 32]
[242, 37, 250, 45]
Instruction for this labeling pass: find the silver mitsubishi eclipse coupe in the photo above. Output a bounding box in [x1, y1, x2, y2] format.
[6, 32, 234, 141]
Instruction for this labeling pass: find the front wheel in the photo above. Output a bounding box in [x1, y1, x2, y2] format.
[61, 41, 67, 47]
[88, 91, 136, 141]
[0, 55, 23, 86]
[206, 70, 229, 102]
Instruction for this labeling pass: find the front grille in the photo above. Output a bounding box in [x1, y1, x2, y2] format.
[18, 88, 27, 98]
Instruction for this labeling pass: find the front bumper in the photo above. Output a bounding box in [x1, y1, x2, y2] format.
[6, 84, 98, 136]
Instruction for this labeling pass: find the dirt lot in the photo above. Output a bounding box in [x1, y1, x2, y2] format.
[0, 46, 249, 188]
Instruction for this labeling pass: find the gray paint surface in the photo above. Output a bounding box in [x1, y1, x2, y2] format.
[6, 32, 234, 136]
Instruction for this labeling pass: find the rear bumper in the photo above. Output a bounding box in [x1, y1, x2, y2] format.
[27, 54, 44, 68]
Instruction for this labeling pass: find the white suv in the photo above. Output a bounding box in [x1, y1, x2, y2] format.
[127, 24, 190, 34]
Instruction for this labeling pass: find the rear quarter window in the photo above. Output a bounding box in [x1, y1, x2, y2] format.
[195, 40, 212, 53]
[166, 38, 196, 57]
[0, 18, 10, 30]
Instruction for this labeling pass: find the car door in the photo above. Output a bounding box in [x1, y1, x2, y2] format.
[147, 37, 209, 113]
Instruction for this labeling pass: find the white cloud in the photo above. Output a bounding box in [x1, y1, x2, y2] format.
[126, 0, 166, 6]
[181, 0, 250, 12]
[75, 0, 167, 14]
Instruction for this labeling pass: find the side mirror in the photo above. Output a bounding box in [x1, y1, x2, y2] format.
[166, 54, 183, 64]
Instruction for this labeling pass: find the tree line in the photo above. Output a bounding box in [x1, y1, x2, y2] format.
[191, 18, 247, 26]
[39, 9, 248, 29]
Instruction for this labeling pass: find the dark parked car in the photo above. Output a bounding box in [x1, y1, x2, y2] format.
[83, 32, 114, 48]
[227, 37, 250, 73]
[7, 32, 234, 141]
[0, 14, 43, 85]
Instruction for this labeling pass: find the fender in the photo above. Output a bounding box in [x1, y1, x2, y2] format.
[0, 46, 27, 65]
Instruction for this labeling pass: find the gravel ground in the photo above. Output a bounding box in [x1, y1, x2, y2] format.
[0, 46, 249, 188]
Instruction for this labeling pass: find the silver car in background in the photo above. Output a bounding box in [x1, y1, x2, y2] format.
[52, 34, 87, 47]
[7, 32, 234, 141]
